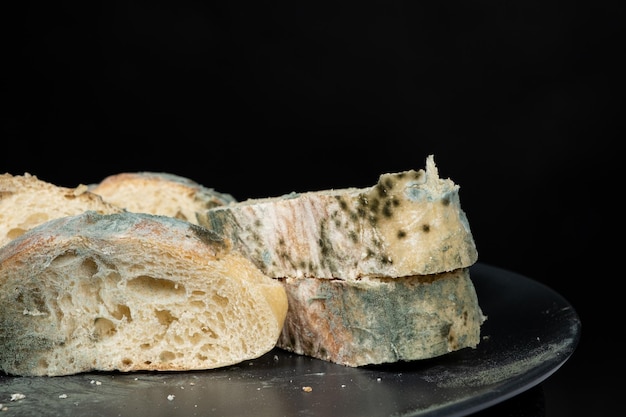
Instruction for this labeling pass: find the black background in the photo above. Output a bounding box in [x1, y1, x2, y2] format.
[3, 1, 621, 415]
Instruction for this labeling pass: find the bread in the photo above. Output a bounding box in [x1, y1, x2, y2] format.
[197, 155, 477, 280]
[195, 155, 485, 366]
[0, 173, 123, 248]
[0, 211, 288, 377]
[89, 171, 236, 224]
[277, 268, 484, 366]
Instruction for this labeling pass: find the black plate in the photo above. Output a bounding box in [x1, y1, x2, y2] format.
[0, 263, 581, 417]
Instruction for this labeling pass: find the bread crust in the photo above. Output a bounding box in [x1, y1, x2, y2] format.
[90, 171, 236, 224]
[0, 211, 287, 376]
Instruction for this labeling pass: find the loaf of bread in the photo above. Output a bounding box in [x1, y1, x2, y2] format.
[89, 171, 236, 225]
[0, 211, 288, 376]
[195, 155, 485, 366]
[0, 173, 123, 248]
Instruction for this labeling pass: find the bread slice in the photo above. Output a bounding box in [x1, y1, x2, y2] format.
[0, 173, 123, 248]
[0, 211, 288, 376]
[278, 268, 484, 366]
[89, 171, 236, 224]
[197, 155, 477, 280]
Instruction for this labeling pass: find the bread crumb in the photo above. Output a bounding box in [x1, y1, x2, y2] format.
[58, 394, 68, 399]
[302, 386, 313, 392]
[10, 394, 25, 401]
[167, 394, 175, 401]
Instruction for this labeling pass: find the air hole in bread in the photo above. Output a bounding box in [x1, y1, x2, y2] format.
[154, 309, 177, 326]
[159, 351, 176, 362]
[126, 275, 186, 298]
[94, 317, 116, 339]
[17, 287, 49, 317]
[211, 293, 229, 308]
[200, 325, 218, 339]
[189, 300, 205, 308]
[7, 227, 27, 241]
[110, 304, 132, 321]
[79, 257, 99, 277]
[189, 332, 202, 344]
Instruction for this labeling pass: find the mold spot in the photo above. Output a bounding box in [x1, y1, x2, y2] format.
[379, 255, 393, 265]
[397, 230, 407, 239]
[335, 196, 348, 211]
[382, 200, 394, 218]
[422, 224, 431, 233]
[368, 197, 380, 214]
[190, 224, 227, 248]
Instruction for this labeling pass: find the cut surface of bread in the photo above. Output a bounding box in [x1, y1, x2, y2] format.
[90, 171, 236, 224]
[0, 211, 288, 377]
[197, 155, 477, 280]
[277, 268, 486, 366]
[0, 173, 123, 248]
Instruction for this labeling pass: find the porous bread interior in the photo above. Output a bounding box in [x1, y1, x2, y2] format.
[0, 173, 121, 247]
[0, 240, 287, 377]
